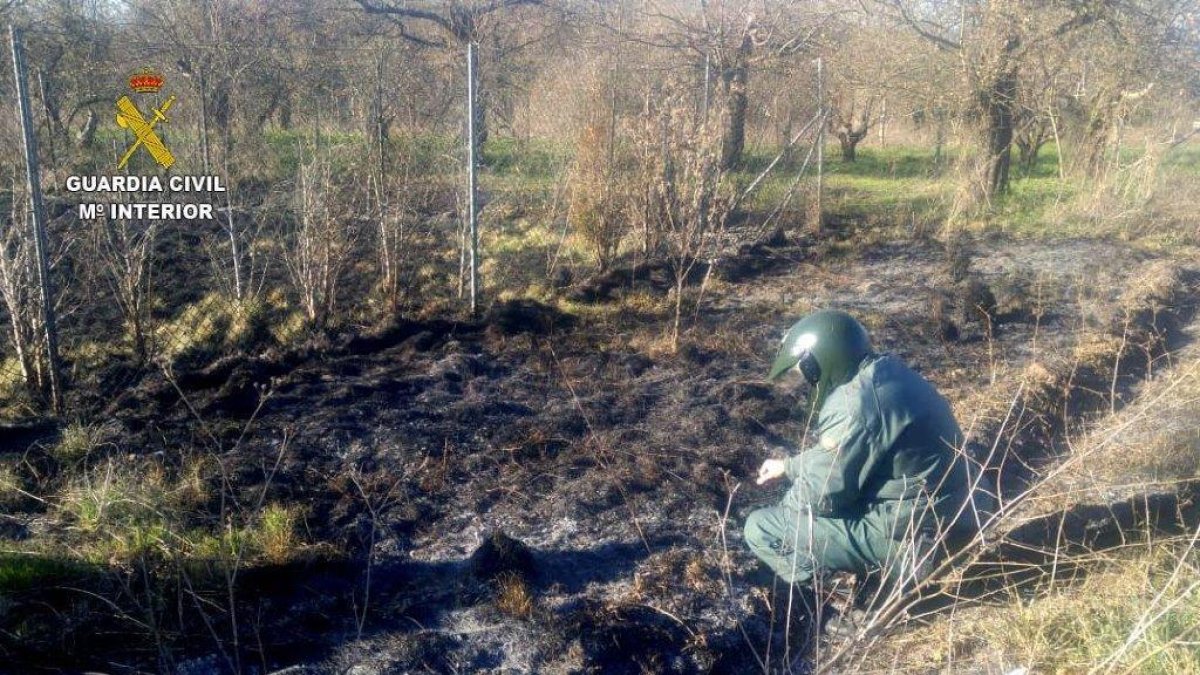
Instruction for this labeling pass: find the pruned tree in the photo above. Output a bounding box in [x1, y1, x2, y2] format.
[629, 1, 823, 170]
[878, 0, 1200, 198]
[880, 0, 1137, 197]
[829, 93, 881, 162]
[10, 0, 117, 158]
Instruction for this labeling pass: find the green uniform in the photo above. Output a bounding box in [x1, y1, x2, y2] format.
[744, 353, 981, 585]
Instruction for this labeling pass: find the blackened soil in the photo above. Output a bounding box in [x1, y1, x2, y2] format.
[1, 229, 1191, 674]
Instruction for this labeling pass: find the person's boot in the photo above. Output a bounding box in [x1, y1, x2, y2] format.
[821, 574, 869, 639]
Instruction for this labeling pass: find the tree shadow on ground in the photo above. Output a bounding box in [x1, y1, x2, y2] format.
[233, 536, 663, 671]
[917, 481, 1200, 614]
[0, 538, 659, 673]
[989, 268, 1200, 501]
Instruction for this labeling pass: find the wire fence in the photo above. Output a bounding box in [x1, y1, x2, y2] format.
[0, 25, 827, 415]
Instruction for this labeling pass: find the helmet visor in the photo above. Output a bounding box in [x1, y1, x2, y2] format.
[767, 330, 819, 382]
[796, 350, 821, 385]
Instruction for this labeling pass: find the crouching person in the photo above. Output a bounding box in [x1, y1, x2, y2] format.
[744, 309, 990, 592]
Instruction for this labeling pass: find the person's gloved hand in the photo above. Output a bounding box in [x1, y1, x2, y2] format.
[756, 458, 787, 485]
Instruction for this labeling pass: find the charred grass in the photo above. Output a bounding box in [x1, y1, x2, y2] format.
[1, 146, 1199, 670]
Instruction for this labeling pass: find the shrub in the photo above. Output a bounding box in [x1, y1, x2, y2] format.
[567, 120, 630, 272]
[284, 156, 361, 328]
[626, 87, 734, 349]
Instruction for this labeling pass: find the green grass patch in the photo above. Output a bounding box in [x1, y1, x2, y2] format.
[1160, 142, 1200, 177]
[0, 552, 90, 593]
[483, 137, 573, 177]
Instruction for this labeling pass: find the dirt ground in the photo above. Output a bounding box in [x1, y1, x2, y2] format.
[2, 222, 1195, 674]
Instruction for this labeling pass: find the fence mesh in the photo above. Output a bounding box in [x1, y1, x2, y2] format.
[0, 20, 825, 415]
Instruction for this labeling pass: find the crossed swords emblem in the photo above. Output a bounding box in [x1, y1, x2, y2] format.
[116, 94, 176, 170]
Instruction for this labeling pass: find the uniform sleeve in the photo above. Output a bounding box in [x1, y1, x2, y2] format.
[784, 390, 883, 516]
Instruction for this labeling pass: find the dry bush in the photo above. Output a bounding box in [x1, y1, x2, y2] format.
[1138, 171, 1200, 242]
[945, 150, 996, 224]
[284, 156, 360, 328]
[567, 119, 630, 272]
[0, 173, 54, 402]
[626, 88, 734, 350]
[1049, 119, 1200, 243]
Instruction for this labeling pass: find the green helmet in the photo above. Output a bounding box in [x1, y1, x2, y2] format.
[767, 309, 873, 409]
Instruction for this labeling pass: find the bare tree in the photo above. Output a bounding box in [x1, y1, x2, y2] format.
[631, 1, 821, 170]
[354, 0, 552, 148]
[0, 174, 48, 400]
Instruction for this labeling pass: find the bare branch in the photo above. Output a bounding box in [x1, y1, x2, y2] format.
[885, 0, 961, 51]
[353, 0, 453, 34]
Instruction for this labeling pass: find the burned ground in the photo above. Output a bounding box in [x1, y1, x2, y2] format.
[0, 222, 1196, 674]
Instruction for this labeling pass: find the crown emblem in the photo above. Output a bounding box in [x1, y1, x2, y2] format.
[128, 69, 164, 94]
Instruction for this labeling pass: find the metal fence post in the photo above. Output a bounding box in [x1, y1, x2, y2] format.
[466, 41, 480, 317]
[10, 25, 63, 413]
[814, 56, 824, 235]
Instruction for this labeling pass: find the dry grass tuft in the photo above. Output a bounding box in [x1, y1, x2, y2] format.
[879, 545, 1200, 673]
[255, 503, 303, 565]
[494, 571, 536, 619]
[0, 463, 24, 507]
[52, 420, 119, 464]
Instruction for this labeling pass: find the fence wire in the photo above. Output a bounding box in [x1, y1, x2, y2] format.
[0, 25, 824, 414]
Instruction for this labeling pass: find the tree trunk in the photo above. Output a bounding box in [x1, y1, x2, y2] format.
[933, 109, 946, 170]
[1080, 92, 1118, 179]
[984, 70, 1017, 196]
[1016, 128, 1047, 171]
[839, 134, 857, 162]
[720, 33, 752, 170]
[279, 96, 293, 129]
[835, 128, 869, 162]
[76, 109, 98, 148]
